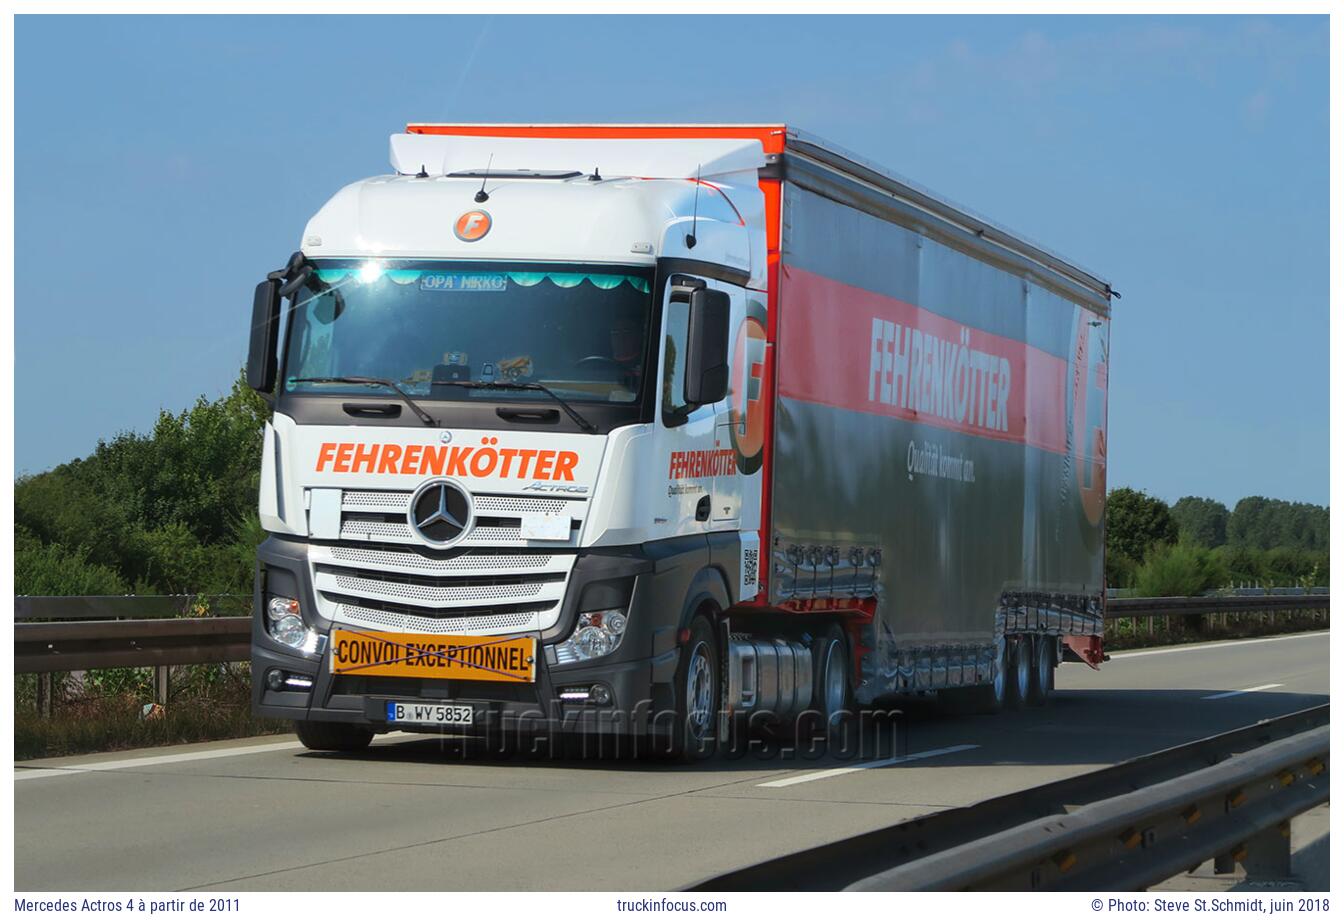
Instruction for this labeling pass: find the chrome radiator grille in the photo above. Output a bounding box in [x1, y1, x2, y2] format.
[311, 542, 576, 635]
[308, 488, 586, 636]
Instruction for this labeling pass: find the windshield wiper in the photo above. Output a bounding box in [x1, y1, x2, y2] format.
[290, 376, 437, 427]
[437, 380, 598, 434]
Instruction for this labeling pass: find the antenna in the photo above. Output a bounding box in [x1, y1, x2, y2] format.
[475, 153, 493, 203]
[685, 165, 701, 250]
[589, 165, 602, 182]
[416, 164, 429, 178]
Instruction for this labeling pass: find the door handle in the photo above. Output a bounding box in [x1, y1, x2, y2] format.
[695, 495, 711, 522]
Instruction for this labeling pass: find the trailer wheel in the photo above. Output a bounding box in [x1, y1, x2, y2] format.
[1005, 637, 1032, 710]
[956, 637, 1008, 714]
[801, 625, 853, 743]
[662, 614, 720, 762]
[1028, 636, 1054, 706]
[294, 719, 374, 753]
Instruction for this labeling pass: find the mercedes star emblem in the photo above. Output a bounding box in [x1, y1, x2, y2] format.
[407, 479, 473, 548]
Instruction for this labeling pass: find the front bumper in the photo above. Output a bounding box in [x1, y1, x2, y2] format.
[251, 534, 686, 735]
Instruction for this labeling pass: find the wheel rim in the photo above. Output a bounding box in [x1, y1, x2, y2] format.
[685, 641, 714, 740]
[1015, 639, 1031, 697]
[823, 640, 847, 723]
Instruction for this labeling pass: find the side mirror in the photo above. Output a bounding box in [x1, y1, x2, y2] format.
[684, 288, 731, 406]
[247, 279, 282, 393]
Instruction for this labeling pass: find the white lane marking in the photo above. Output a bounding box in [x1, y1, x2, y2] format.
[1109, 631, 1328, 660]
[14, 730, 428, 781]
[1202, 683, 1284, 701]
[757, 744, 979, 788]
[15, 740, 306, 781]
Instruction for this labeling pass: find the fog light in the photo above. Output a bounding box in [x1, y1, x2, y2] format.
[558, 684, 613, 706]
[555, 608, 629, 663]
[265, 670, 284, 691]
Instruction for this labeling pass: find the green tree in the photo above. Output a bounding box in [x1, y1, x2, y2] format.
[1228, 497, 1329, 552]
[1106, 487, 1178, 566]
[1170, 496, 1229, 548]
[14, 370, 268, 595]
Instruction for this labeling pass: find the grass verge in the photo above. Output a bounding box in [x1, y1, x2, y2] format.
[1103, 610, 1327, 651]
[15, 680, 288, 761]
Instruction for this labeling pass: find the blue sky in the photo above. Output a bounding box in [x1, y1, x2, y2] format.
[14, 14, 1330, 507]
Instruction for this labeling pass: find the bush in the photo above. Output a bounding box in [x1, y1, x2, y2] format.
[16, 527, 127, 595]
[1132, 542, 1226, 597]
[1106, 550, 1139, 590]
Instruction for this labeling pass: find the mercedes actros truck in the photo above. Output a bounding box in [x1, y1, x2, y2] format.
[248, 124, 1113, 759]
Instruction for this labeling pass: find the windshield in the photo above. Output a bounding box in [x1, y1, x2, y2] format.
[282, 261, 654, 405]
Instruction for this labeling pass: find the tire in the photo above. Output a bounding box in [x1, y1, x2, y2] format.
[801, 625, 853, 744]
[960, 636, 1008, 714]
[1005, 637, 1032, 711]
[294, 719, 374, 752]
[1028, 635, 1054, 706]
[663, 614, 720, 762]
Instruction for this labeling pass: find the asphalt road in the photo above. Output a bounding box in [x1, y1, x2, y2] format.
[14, 630, 1329, 891]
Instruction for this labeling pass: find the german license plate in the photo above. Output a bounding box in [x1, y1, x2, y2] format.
[385, 701, 474, 726]
[329, 629, 536, 683]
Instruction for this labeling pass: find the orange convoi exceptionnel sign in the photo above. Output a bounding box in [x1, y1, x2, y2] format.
[329, 629, 536, 682]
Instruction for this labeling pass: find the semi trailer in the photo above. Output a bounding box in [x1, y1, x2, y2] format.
[247, 123, 1113, 759]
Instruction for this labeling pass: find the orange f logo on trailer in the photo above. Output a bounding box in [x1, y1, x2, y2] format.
[454, 210, 492, 242]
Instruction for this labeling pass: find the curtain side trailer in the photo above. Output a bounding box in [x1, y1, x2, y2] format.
[247, 123, 1112, 757]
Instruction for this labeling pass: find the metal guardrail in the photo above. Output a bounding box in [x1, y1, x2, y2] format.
[14, 596, 251, 714]
[14, 618, 250, 674]
[1106, 594, 1329, 617]
[689, 705, 1329, 891]
[14, 594, 249, 621]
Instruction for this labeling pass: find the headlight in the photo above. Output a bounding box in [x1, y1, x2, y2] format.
[555, 608, 628, 663]
[267, 596, 299, 621]
[265, 595, 312, 650]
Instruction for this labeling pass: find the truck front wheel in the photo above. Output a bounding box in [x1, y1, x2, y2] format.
[294, 719, 374, 753]
[661, 614, 720, 762]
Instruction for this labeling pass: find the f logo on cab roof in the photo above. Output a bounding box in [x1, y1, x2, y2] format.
[454, 210, 492, 242]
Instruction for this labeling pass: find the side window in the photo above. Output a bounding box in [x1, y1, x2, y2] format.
[661, 289, 692, 423]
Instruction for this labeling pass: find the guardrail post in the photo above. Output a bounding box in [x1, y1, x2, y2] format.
[1240, 822, 1292, 880]
[35, 673, 53, 718]
[153, 665, 170, 706]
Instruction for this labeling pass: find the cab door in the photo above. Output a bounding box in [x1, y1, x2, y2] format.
[652, 273, 752, 534]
